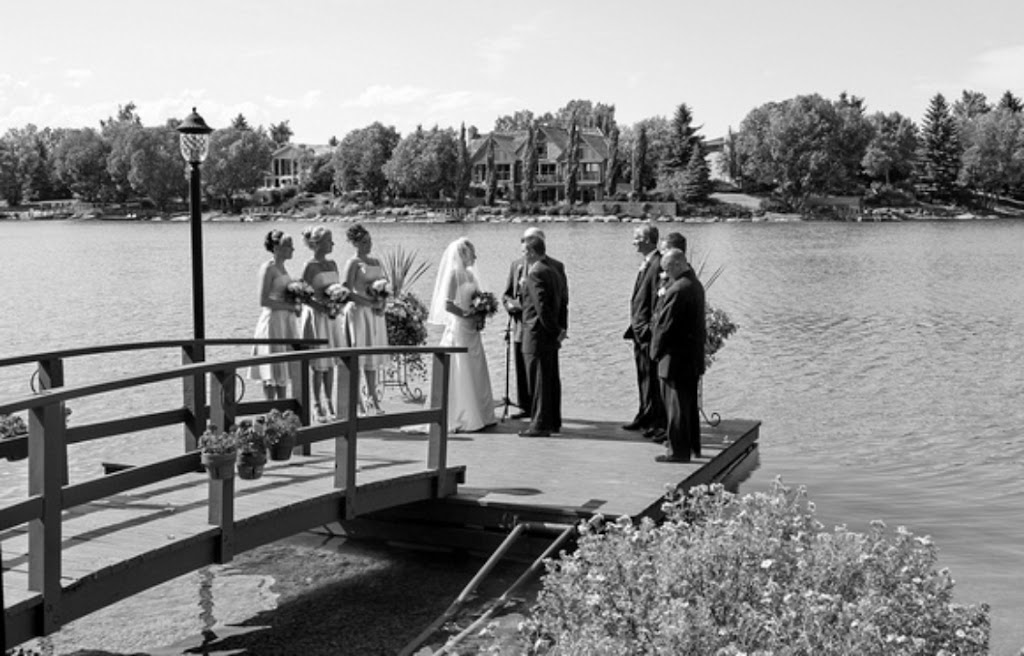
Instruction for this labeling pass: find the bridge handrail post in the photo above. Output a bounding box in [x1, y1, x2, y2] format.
[428, 352, 451, 493]
[181, 343, 207, 453]
[293, 350, 312, 456]
[26, 395, 66, 634]
[335, 353, 360, 518]
[34, 358, 68, 485]
[208, 365, 237, 435]
[206, 365, 237, 562]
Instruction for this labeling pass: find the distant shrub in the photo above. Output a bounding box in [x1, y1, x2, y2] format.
[760, 196, 793, 213]
[513, 482, 989, 655]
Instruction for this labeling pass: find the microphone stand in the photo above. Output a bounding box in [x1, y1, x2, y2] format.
[501, 315, 513, 421]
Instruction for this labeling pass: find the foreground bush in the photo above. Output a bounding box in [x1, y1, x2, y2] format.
[514, 482, 988, 655]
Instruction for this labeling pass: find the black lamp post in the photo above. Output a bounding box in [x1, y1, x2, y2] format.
[177, 108, 214, 340]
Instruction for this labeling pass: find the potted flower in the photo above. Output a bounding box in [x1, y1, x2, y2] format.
[264, 408, 301, 461]
[198, 425, 238, 480]
[234, 419, 269, 480]
[1, 413, 28, 461]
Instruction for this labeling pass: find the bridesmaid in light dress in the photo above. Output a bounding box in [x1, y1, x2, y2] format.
[340, 223, 389, 414]
[300, 226, 348, 421]
[249, 230, 301, 400]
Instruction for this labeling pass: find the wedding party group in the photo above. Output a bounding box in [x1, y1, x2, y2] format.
[248, 221, 706, 464]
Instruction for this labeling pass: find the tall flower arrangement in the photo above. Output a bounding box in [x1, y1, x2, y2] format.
[381, 247, 432, 376]
[693, 250, 738, 370]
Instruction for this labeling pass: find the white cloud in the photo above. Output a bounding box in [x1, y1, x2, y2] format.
[965, 44, 1024, 91]
[64, 69, 93, 89]
[265, 90, 322, 111]
[343, 85, 431, 108]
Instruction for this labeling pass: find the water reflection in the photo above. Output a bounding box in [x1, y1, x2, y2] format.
[719, 445, 761, 494]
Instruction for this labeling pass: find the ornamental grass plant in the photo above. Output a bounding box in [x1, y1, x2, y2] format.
[513, 482, 989, 655]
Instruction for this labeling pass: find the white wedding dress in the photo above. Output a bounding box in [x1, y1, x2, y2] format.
[441, 276, 496, 432]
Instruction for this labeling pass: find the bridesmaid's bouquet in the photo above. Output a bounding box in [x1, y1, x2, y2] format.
[367, 278, 393, 301]
[469, 290, 499, 330]
[324, 283, 350, 319]
[285, 280, 315, 313]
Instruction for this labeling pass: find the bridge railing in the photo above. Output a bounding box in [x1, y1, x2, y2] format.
[0, 338, 327, 461]
[0, 344, 463, 638]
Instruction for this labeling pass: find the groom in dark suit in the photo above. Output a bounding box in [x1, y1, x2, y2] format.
[651, 247, 706, 462]
[622, 223, 665, 440]
[518, 234, 566, 437]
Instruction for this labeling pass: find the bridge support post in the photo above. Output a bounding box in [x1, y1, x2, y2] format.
[209, 476, 235, 563]
[294, 357, 312, 456]
[182, 344, 207, 453]
[209, 367, 237, 433]
[428, 352, 451, 496]
[34, 358, 68, 485]
[27, 397, 66, 634]
[335, 354, 361, 518]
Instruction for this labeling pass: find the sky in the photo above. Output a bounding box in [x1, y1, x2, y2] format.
[4, 0, 1024, 144]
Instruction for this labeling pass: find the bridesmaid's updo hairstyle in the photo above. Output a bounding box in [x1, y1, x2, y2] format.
[346, 223, 369, 245]
[302, 225, 331, 250]
[264, 229, 286, 253]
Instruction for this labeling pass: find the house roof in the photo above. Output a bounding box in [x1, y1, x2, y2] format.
[468, 125, 611, 163]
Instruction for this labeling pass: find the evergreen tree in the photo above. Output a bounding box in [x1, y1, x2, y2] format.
[230, 114, 251, 131]
[632, 126, 649, 199]
[564, 115, 580, 203]
[523, 124, 538, 203]
[269, 120, 293, 145]
[484, 137, 497, 206]
[679, 140, 712, 202]
[919, 93, 961, 197]
[997, 90, 1023, 113]
[604, 127, 620, 197]
[455, 123, 470, 207]
[665, 103, 699, 173]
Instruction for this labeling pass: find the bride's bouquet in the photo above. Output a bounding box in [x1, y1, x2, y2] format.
[324, 283, 350, 319]
[285, 280, 315, 314]
[469, 290, 499, 330]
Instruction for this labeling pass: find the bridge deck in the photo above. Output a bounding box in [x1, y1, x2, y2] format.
[2, 415, 758, 643]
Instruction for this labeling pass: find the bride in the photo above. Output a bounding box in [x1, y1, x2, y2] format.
[428, 238, 497, 433]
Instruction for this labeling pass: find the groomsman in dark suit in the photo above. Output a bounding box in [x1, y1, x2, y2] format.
[651, 247, 706, 462]
[518, 234, 566, 437]
[504, 227, 568, 422]
[622, 223, 665, 441]
[502, 253, 530, 419]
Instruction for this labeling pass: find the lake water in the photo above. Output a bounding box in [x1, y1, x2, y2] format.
[1, 217, 1022, 654]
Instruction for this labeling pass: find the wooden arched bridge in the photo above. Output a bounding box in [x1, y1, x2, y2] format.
[1, 339, 760, 652]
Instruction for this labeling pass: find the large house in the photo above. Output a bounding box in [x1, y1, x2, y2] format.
[263, 143, 333, 189]
[467, 125, 612, 203]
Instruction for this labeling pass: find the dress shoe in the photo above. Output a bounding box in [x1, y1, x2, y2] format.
[518, 429, 551, 438]
[510, 411, 530, 420]
[655, 454, 691, 464]
[621, 420, 643, 431]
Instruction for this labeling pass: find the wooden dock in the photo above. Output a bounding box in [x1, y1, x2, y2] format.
[1, 339, 759, 651]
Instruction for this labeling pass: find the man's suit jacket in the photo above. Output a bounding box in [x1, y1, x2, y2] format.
[651, 267, 706, 380]
[521, 257, 565, 354]
[503, 257, 526, 342]
[624, 250, 662, 345]
[545, 255, 569, 333]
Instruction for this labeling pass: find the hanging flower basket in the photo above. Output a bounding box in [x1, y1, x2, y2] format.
[236, 450, 267, 480]
[201, 451, 237, 480]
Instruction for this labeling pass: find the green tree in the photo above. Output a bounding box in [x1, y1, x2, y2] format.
[333, 122, 400, 203]
[919, 93, 961, 198]
[631, 126, 649, 198]
[564, 115, 580, 203]
[455, 123, 470, 207]
[103, 104, 145, 203]
[269, 120, 293, 145]
[664, 102, 699, 173]
[604, 127, 620, 197]
[301, 152, 336, 194]
[52, 127, 112, 202]
[383, 125, 460, 200]
[679, 140, 712, 201]
[230, 114, 252, 131]
[621, 117, 670, 191]
[126, 127, 185, 210]
[494, 109, 535, 131]
[484, 137, 497, 206]
[0, 140, 21, 206]
[862, 111, 919, 186]
[523, 124, 538, 203]
[204, 127, 275, 208]
[0, 125, 54, 203]
[953, 90, 990, 122]
[997, 90, 1022, 113]
[958, 108, 1024, 199]
[555, 99, 616, 133]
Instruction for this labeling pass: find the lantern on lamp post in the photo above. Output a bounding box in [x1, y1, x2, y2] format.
[177, 108, 214, 340]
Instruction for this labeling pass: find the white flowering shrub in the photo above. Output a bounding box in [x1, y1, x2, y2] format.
[513, 481, 989, 655]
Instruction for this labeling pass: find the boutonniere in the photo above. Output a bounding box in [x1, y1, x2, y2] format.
[657, 286, 667, 298]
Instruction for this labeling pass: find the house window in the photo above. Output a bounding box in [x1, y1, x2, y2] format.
[497, 164, 511, 182]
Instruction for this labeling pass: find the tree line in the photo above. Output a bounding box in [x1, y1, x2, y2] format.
[3, 90, 1023, 210]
